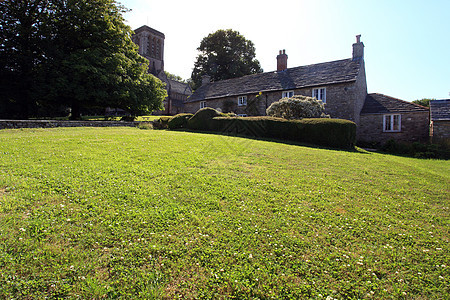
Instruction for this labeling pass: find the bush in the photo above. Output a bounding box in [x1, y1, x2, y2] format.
[210, 116, 356, 149]
[137, 122, 153, 130]
[266, 95, 328, 119]
[120, 115, 136, 121]
[381, 139, 449, 159]
[187, 108, 223, 131]
[168, 113, 193, 129]
[152, 116, 172, 129]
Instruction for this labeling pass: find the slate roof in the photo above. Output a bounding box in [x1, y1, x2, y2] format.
[430, 99, 450, 121]
[167, 79, 192, 96]
[361, 93, 429, 115]
[187, 58, 363, 102]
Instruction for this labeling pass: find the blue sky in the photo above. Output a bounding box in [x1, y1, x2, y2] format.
[119, 0, 449, 101]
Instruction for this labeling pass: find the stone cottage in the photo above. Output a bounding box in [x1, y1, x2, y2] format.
[429, 99, 450, 145]
[358, 93, 429, 145]
[132, 25, 192, 115]
[185, 36, 429, 144]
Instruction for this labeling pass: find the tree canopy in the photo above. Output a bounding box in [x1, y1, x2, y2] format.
[0, 0, 166, 119]
[412, 98, 434, 107]
[190, 29, 263, 90]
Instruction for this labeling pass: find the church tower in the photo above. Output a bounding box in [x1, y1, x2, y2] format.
[131, 25, 165, 77]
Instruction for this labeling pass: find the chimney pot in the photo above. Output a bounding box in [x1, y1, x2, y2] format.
[352, 35, 364, 61]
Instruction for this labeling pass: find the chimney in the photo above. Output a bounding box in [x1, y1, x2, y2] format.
[277, 49, 288, 71]
[201, 75, 211, 86]
[352, 34, 364, 61]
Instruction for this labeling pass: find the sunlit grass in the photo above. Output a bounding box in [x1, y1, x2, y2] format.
[0, 127, 448, 299]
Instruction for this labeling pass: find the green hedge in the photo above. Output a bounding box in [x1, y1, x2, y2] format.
[187, 108, 224, 131]
[168, 113, 193, 129]
[210, 116, 356, 149]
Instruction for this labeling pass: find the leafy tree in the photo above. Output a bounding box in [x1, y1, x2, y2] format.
[412, 98, 434, 107]
[0, 0, 50, 118]
[0, 0, 166, 119]
[165, 71, 185, 82]
[191, 29, 263, 90]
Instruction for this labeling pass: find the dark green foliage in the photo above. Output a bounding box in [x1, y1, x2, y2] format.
[0, 0, 166, 119]
[168, 113, 193, 129]
[152, 116, 172, 129]
[412, 98, 434, 107]
[191, 29, 263, 90]
[381, 139, 449, 159]
[187, 108, 223, 131]
[210, 116, 357, 149]
[120, 116, 136, 121]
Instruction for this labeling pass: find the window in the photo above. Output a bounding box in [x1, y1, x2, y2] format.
[282, 91, 294, 98]
[238, 96, 247, 106]
[383, 114, 401, 132]
[200, 101, 206, 109]
[238, 114, 247, 117]
[312, 88, 326, 103]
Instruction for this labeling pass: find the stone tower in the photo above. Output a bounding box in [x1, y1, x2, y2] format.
[131, 25, 165, 77]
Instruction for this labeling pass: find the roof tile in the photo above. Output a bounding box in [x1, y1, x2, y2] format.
[361, 93, 429, 114]
[187, 58, 362, 102]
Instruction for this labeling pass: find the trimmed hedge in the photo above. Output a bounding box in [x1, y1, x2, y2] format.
[187, 107, 223, 131]
[210, 116, 356, 149]
[168, 113, 193, 129]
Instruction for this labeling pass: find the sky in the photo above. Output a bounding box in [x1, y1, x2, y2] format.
[118, 0, 450, 102]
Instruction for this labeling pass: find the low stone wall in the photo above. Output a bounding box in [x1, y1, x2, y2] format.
[0, 119, 140, 130]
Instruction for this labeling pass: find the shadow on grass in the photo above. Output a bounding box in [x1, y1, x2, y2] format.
[168, 128, 371, 155]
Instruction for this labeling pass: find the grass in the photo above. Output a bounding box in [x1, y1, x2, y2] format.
[0, 127, 448, 299]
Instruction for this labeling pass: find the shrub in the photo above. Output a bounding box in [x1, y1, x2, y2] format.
[137, 122, 153, 130]
[152, 116, 172, 129]
[381, 139, 449, 159]
[210, 116, 356, 149]
[121, 115, 136, 121]
[266, 95, 327, 119]
[187, 108, 223, 131]
[168, 113, 193, 129]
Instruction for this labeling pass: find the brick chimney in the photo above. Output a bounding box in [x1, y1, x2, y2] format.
[352, 35, 364, 61]
[277, 49, 288, 71]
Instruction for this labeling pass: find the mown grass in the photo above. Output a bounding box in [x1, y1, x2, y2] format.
[0, 127, 448, 299]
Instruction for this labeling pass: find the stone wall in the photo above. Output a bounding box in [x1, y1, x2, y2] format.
[358, 111, 430, 145]
[0, 120, 139, 130]
[431, 120, 450, 145]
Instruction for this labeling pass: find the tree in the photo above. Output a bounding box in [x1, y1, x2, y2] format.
[0, 0, 166, 119]
[266, 95, 328, 119]
[191, 29, 263, 90]
[0, 0, 50, 118]
[412, 98, 434, 107]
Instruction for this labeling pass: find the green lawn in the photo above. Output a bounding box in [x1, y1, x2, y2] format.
[0, 127, 448, 299]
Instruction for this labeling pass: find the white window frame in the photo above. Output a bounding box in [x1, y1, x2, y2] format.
[238, 114, 247, 117]
[238, 96, 247, 106]
[200, 101, 207, 109]
[383, 114, 401, 132]
[282, 90, 294, 98]
[312, 87, 326, 103]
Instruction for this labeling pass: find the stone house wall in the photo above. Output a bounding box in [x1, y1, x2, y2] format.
[358, 111, 430, 145]
[431, 120, 450, 145]
[185, 80, 366, 122]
